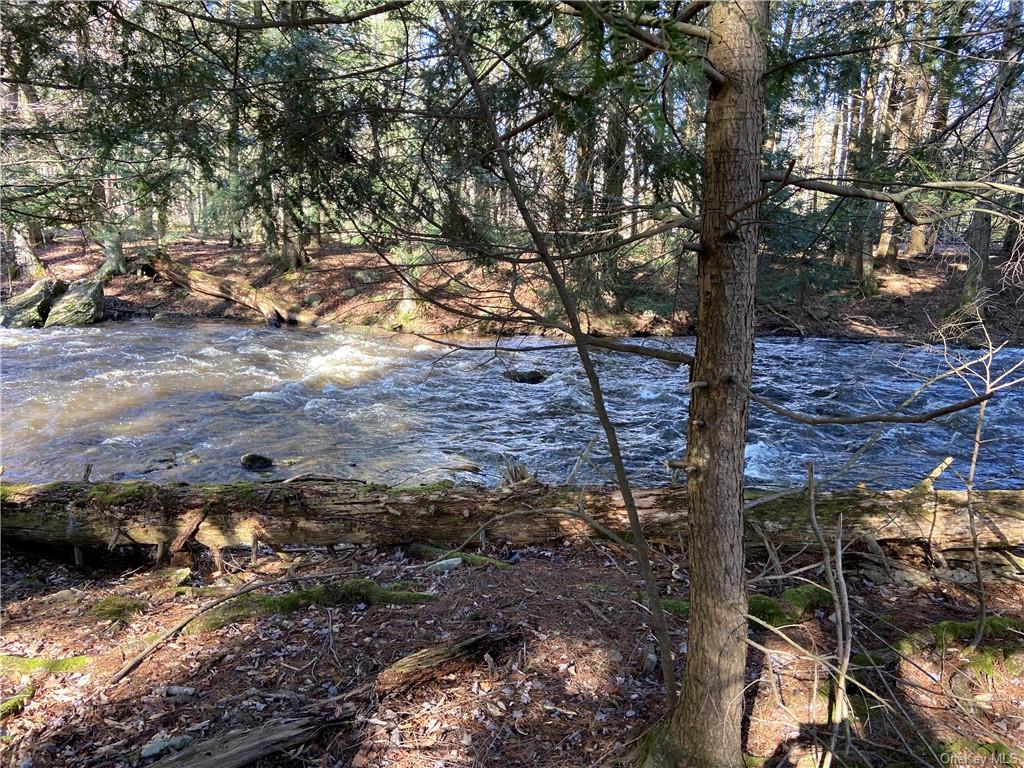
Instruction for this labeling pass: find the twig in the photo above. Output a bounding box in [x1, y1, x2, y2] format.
[807, 462, 850, 767]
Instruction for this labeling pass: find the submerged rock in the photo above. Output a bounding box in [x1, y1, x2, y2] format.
[43, 279, 104, 327]
[241, 453, 274, 471]
[1, 279, 67, 328]
[504, 369, 549, 384]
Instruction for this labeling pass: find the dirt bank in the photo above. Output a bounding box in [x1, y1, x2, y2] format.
[4, 233, 1022, 345]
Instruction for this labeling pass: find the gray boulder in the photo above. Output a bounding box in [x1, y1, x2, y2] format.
[1, 278, 68, 328]
[44, 279, 104, 327]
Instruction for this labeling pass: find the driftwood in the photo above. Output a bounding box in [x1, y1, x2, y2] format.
[150, 630, 517, 768]
[145, 251, 317, 326]
[1, 480, 1021, 557]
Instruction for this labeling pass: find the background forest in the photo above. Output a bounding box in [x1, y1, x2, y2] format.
[3, 0, 1023, 341]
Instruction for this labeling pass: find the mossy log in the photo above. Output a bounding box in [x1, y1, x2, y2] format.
[2, 480, 1021, 558]
[146, 252, 317, 326]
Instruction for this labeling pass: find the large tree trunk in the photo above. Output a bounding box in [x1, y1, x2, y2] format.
[146, 251, 317, 325]
[654, 3, 769, 767]
[8, 224, 47, 280]
[1, 480, 1019, 555]
[97, 227, 127, 279]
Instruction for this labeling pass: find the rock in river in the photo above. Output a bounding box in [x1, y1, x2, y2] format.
[44, 279, 104, 327]
[241, 453, 274, 471]
[1, 278, 68, 328]
[504, 369, 549, 384]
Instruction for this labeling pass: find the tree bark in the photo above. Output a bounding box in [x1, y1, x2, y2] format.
[656, 3, 768, 767]
[97, 227, 127, 279]
[2, 481, 1019, 556]
[146, 251, 317, 325]
[8, 224, 47, 280]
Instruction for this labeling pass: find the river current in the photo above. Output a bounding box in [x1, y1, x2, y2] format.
[1, 320, 1021, 490]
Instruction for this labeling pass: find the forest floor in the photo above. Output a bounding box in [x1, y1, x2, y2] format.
[7, 232, 1024, 345]
[1, 535, 1022, 768]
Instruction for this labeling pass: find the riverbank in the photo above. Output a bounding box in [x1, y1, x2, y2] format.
[6, 234, 1023, 345]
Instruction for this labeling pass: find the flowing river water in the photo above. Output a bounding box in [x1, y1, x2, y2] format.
[1, 319, 1022, 490]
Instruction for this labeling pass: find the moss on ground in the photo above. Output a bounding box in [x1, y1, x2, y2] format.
[661, 598, 689, 619]
[0, 655, 90, 677]
[185, 578, 434, 635]
[89, 595, 146, 622]
[852, 615, 1024, 676]
[0, 687, 34, 719]
[747, 594, 794, 627]
[780, 583, 832, 616]
[738, 584, 834, 630]
[406, 542, 510, 569]
[930, 616, 1024, 649]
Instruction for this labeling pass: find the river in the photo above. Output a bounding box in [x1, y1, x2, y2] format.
[1, 319, 1021, 490]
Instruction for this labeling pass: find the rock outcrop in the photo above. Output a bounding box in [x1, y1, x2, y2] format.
[0, 279, 68, 328]
[43, 279, 104, 327]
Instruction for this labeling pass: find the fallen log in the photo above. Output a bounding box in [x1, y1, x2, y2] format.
[1, 480, 1020, 557]
[145, 251, 317, 326]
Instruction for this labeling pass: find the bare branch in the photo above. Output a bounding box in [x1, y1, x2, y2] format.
[738, 379, 993, 426]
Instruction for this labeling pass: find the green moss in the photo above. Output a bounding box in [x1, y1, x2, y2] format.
[388, 480, 455, 495]
[0, 655, 90, 677]
[89, 595, 146, 622]
[587, 583, 619, 594]
[966, 646, 1003, 678]
[930, 616, 1024, 649]
[406, 542, 510, 570]
[221, 482, 263, 504]
[780, 583, 832, 617]
[86, 481, 155, 509]
[661, 598, 690, 619]
[0, 484, 17, 504]
[0, 687, 34, 719]
[185, 578, 434, 635]
[853, 616, 1024, 673]
[965, 643, 1024, 679]
[892, 634, 922, 657]
[747, 594, 794, 627]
